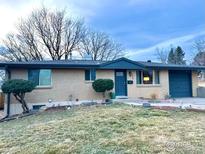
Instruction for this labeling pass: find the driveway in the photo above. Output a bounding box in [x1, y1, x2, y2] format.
[175, 98, 205, 105]
[114, 97, 205, 110]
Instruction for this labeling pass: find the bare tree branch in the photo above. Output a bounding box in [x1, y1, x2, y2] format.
[155, 47, 168, 64]
[79, 30, 124, 61]
[1, 7, 86, 61]
[193, 39, 205, 66]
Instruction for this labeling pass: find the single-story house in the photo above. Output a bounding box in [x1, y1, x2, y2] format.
[0, 57, 205, 116]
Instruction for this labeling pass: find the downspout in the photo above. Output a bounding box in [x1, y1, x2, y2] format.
[1, 66, 11, 119]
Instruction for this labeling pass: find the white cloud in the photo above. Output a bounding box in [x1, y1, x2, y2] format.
[126, 30, 205, 59]
[0, 0, 48, 40]
[0, 0, 104, 41]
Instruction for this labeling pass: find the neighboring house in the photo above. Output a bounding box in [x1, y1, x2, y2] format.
[0, 57, 205, 116]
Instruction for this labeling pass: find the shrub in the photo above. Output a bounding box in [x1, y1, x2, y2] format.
[1, 79, 36, 113]
[92, 79, 114, 98]
[150, 93, 158, 100]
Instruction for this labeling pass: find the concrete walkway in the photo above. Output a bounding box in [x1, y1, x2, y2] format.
[114, 98, 205, 110]
[0, 110, 4, 119]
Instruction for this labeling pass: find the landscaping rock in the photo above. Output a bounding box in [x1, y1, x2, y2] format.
[143, 103, 151, 108]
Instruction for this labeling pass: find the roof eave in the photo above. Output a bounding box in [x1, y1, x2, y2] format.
[0, 63, 101, 69]
[145, 66, 205, 71]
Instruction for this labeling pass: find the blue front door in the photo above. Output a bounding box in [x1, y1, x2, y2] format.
[115, 70, 127, 96]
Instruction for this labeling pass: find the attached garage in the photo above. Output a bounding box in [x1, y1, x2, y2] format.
[169, 70, 192, 97]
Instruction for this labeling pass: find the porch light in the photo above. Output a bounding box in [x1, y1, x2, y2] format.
[143, 77, 150, 81]
[128, 71, 132, 77]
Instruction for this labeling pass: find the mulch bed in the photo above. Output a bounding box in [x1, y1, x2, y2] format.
[44, 106, 71, 112]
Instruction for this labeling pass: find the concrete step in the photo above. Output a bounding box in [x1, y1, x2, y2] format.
[116, 96, 128, 99]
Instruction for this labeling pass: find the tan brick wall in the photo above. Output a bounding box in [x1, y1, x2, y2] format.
[127, 70, 169, 99]
[8, 69, 197, 103]
[9, 69, 171, 104]
[192, 71, 198, 97]
[9, 69, 115, 104]
[5, 68, 199, 116]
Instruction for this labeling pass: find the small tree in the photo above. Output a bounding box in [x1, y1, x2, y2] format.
[168, 48, 175, 64]
[92, 79, 114, 99]
[1, 79, 36, 113]
[175, 46, 186, 65]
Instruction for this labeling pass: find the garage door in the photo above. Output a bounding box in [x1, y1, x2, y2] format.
[169, 70, 192, 97]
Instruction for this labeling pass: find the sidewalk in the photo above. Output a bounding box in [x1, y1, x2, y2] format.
[0, 110, 4, 119]
[114, 98, 205, 110]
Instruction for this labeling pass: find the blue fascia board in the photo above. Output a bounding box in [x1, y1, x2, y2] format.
[145, 66, 205, 71]
[100, 57, 146, 69]
[0, 64, 100, 69]
[100, 57, 145, 67]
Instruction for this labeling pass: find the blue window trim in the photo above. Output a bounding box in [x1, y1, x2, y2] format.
[85, 69, 96, 81]
[28, 69, 40, 86]
[155, 70, 160, 84]
[136, 71, 142, 84]
[136, 70, 160, 85]
[85, 70, 90, 81]
[28, 69, 52, 86]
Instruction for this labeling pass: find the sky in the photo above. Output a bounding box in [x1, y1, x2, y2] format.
[0, 0, 204, 62]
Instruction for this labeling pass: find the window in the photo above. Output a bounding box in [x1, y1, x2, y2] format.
[33, 105, 46, 110]
[136, 70, 160, 85]
[116, 72, 124, 76]
[155, 70, 160, 84]
[85, 69, 96, 81]
[143, 70, 153, 84]
[28, 69, 51, 86]
[136, 71, 142, 84]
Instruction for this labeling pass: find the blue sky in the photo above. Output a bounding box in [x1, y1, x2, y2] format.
[0, 0, 204, 62]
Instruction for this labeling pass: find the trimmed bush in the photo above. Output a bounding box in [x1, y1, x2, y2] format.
[1, 79, 36, 113]
[92, 79, 114, 98]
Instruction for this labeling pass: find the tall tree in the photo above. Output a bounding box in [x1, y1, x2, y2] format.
[167, 46, 186, 65]
[1, 7, 86, 61]
[79, 30, 124, 61]
[175, 46, 186, 65]
[167, 48, 175, 64]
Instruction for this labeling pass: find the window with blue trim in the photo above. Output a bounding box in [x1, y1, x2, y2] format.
[85, 69, 96, 81]
[154, 70, 160, 84]
[136, 70, 160, 85]
[136, 71, 142, 84]
[28, 69, 51, 86]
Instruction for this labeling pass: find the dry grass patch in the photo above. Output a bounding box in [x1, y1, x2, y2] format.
[0, 104, 205, 154]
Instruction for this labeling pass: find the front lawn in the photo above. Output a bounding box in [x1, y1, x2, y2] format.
[0, 104, 205, 153]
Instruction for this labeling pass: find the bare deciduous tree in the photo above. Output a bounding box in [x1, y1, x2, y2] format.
[1, 7, 85, 61]
[155, 47, 168, 63]
[79, 30, 124, 61]
[193, 39, 205, 66]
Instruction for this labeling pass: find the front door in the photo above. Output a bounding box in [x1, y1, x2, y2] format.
[115, 70, 127, 96]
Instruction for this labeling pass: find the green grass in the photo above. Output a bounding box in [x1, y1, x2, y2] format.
[0, 103, 205, 154]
